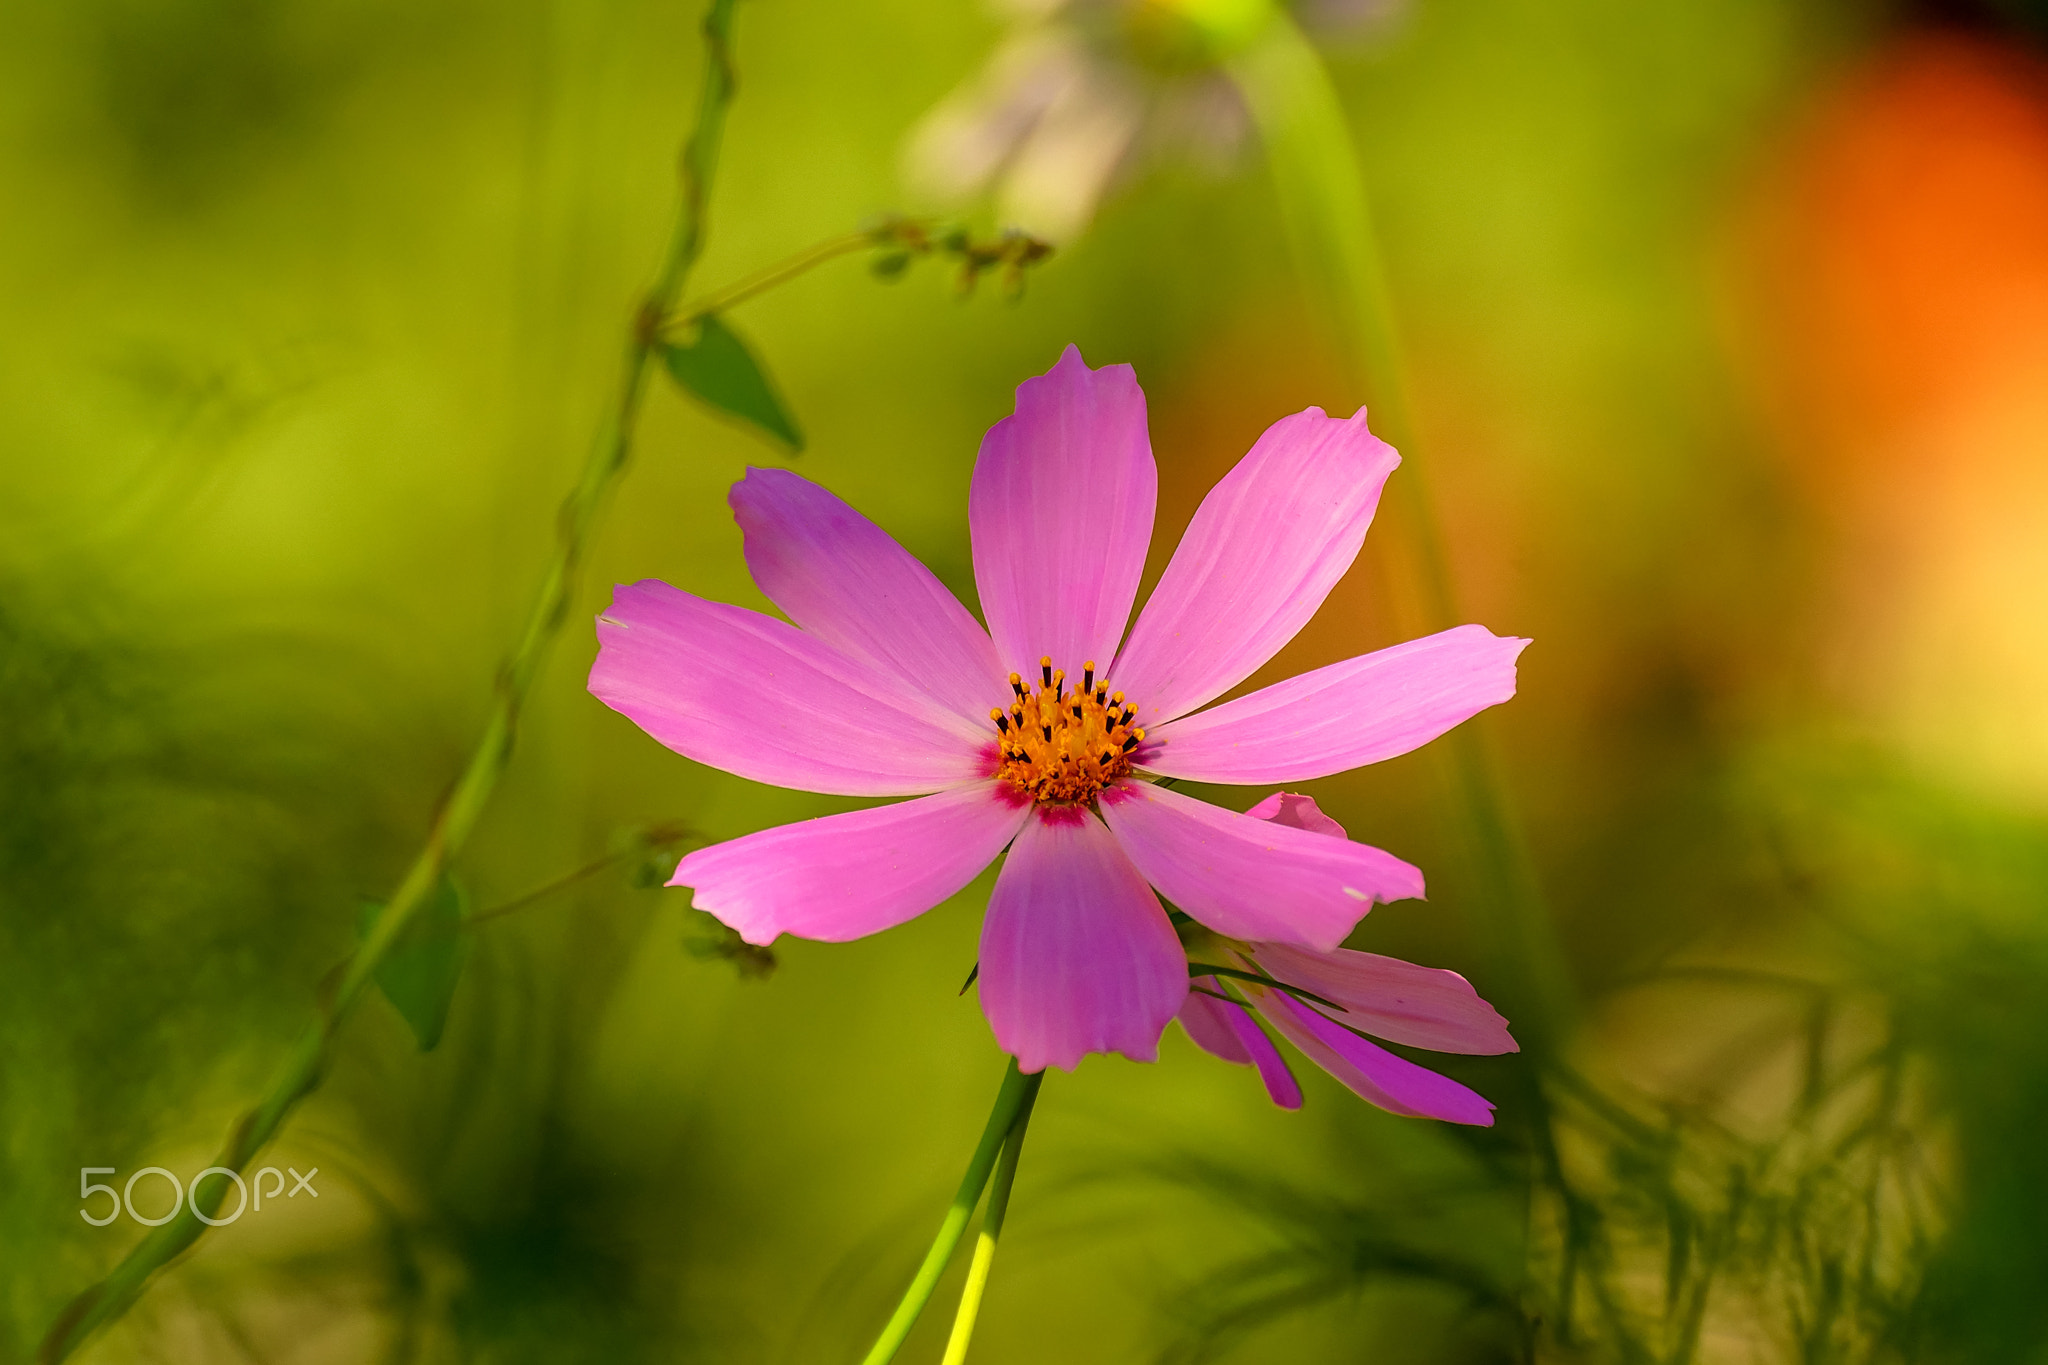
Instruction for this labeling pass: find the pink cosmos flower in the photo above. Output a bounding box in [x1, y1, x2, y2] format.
[1178, 792, 1516, 1125]
[588, 346, 1527, 1073]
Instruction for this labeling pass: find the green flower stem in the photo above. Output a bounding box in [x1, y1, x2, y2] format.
[938, 1074, 1040, 1365]
[860, 1059, 1045, 1365]
[36, 5, 747, 1361]
[1226, 14, 1575, 1048]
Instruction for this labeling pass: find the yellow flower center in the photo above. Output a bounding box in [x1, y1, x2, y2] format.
[991, 657, 1147, 806]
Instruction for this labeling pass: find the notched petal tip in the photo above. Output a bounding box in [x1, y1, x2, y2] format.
[1334, 400, 1396, 442]
[1363, 866, 1426, 904]
[725, 463, 784, 512]
[972, 341, 1156, 685]
[1017, 1033, 1164, 1074]
[1014, 343, 1142, 419]
[667, 849, 784, 949]
[1506, 634, 1534, 671]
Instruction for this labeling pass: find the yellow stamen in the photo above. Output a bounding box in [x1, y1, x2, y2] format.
[993, 661, 1148, 805]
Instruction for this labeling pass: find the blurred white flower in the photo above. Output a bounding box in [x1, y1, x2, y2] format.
[905, 0, 1405, 242]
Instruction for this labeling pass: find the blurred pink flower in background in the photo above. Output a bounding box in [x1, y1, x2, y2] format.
[589, 346, 1524, 1073]
[1178, 792, 1515, 1125]
[903, 0, 1405, 241]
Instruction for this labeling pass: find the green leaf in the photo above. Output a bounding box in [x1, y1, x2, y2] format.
[660, 313, 803, 451]
[357, 876, 468, 1051]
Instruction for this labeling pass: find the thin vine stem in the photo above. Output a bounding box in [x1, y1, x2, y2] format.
[463, 821, 698, 929]
[665, 216, 1056, 331]
[939, 1073, 1041, 1365]
[668, 230, 877, 329]
[860, 1059, 1045, 1365]
[36, 4, 747, 1359]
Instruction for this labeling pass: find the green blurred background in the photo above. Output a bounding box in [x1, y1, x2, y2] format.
[7, 0, 2048, 1360]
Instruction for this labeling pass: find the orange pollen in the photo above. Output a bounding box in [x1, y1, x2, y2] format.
[991, 657, 1146, 805]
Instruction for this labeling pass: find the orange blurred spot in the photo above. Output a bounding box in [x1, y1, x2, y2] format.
[1746, 30, 2048, 503]
[1737, 29, 2048, 806]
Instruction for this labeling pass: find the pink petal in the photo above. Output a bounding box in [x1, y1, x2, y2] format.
[1251, 943, 1518, 1055]
[1201, 984, 1306, 1109]
[1261, 990, 1496, 1126]
[1245, 790, 1349, 839]
[1235, 793, 1517, 1054]
[1147, 627, 1529, 785]
[1099, 783, 1423, 952]
[1109, 406, 1398, 728]
[970, 346, 1156, 680]
[671, 782, 1030, 946]
[978, 807, 1188, 1072]
[589, 580, 987, 797]
[1177, 989, 1252, 1063]
[729, 467, 1009, 729]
